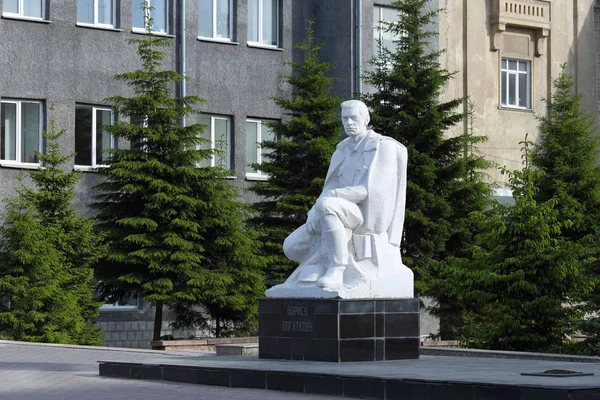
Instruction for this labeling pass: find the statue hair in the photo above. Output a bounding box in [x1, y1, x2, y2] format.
[341, 100, 370, 125]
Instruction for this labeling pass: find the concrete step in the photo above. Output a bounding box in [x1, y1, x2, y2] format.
[216, 343, 259, 356]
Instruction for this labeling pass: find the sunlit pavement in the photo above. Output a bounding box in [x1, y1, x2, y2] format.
[0, 341, 344, 400]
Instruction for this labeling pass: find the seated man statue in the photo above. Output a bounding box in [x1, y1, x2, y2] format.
[266, 100, 413, 299]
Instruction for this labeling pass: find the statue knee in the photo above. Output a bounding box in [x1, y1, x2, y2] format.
[315, 196, 339, 213]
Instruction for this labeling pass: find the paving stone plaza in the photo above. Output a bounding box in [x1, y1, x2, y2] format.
[0, 341, 342, 400]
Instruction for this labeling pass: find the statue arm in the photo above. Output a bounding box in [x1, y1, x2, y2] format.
[326, 186, 368, 204]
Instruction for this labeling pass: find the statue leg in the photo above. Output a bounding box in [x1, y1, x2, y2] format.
[314, 197, 362, 288]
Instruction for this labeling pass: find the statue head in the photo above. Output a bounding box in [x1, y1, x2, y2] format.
[341, 100, 370, 139]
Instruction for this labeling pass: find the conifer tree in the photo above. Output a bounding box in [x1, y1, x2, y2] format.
[362, 0, 491, 298]
[92, 3, 264, 340]
[441, 138, 588, 351]
[0, 114, 105, 345]
[532, 65, 600, 240]
[531, 65, 600, 354]
[249, 19, 344, 283]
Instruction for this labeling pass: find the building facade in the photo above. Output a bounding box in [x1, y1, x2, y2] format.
[438, 0, 600, 197]
[0, 0, 597, 347]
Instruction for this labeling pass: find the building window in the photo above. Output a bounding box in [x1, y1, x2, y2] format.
[373, 5, 401, 57]
[197, 115, 232, 169]
[75, 105, 115, 168]
[3, 0, 45, 19]
[198, 0, 231, 40]
[132, 0, 168, 34]
[77, 0, 115, 27]
[245, 119, 275, 179]
[501, 58, 531, 109]
[100, 295, 141, 310]
[247, 0, 278, 47]
[1, 100, 42, 165]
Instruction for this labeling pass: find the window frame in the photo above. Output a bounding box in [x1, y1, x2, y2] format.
[373, 4, 403, 57]
[197, 114, 232, 170]
[245, 118, 275, 180]
[99, 294, 141, 311]
[198, 0, 233, 42]
[76, 0, 117, 29]
[132, 0, 170, 35]
[2, 0, 46, 21]
[247, 0, 279, 48]
[0, 99, 43, 167]
[74, 105, 116, 170]
[500, 58, 531, 110]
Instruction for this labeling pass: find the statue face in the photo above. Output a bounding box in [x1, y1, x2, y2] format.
[341, 105, 368, 139]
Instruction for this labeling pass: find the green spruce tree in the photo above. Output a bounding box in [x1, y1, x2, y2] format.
[532, 64, 600, 239]
[362, 0, 491, 300]
[441, 137, 588, 351]
[531, 65, 600, 354]
[0, 113, 105, 345]
[249, 19, 344, 284]
[92, 4, 264, 340]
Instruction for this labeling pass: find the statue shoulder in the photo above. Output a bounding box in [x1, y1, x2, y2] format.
[375, 133, 407, 153]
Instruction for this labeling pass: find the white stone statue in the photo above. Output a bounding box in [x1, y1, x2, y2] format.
[266, 100, 414, 299]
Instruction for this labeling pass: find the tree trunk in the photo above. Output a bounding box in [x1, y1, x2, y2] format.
[215, 314, 220, 338]
[153, 301, 163, 341]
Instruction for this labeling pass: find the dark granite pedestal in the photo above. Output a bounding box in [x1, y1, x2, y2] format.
[258, 298, 419, 362]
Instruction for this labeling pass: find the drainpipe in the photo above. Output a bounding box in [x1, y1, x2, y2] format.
[355, 0, 363, 96]
[180, 0, 187, 126]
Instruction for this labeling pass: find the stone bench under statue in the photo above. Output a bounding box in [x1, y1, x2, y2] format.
[259, 100, 419, 362]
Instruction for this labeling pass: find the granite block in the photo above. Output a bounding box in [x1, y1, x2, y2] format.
[386, 381, 429, 400]
[340, 314, 374, 338]
[230, 371, 265, 389]
[305, 375, 344, 396]
[340, 339, 375, 362]
[266, 373, 304, 392]
[344, 377, 385, 399]
[340, 300, 375, 314]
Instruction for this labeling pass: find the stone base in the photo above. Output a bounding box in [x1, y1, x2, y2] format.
[259, 298, 419, 362]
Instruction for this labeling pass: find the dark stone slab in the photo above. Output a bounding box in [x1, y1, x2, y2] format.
[230, 370, 265, 389]
[266, 373, 304, 392]
[141, 365, 163, 380]
[375, 339, 384, 361]
[386, 381, 429, 400]
[196, 368, 231, 387]
[307, 339, 339, 362]
[162, 366, 196, 384]
[384, 299, 420, 313]
[520, 388, 569, 400]
[385, 313, 420, 337]
[340, 300, 375, 314]
[314, 301, 338, 314]
[386, 338, 420, 360]
[259, 298, 420, 362]
[98, 359, 600, 400]
[314, 313, 338, 339]
[429, 383, 474, 400]
[474, 385, 521, 400]
[340, 314, 374, 338]
[305, 375, 344, 396]
[376, 314, 384, 337]
[344, 377, 385, 399]
[340, 339, 375, 362]
[570, 389, 600, 400]
[259, 312, 281, 337]
[99, 363, 132, 378]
